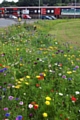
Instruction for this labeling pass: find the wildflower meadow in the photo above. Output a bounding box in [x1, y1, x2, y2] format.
[0, 19, 80, 120]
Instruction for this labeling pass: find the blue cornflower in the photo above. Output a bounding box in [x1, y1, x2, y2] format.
[5, 113, 10, 117]
[73, 67, 77, 70]
[3, 68, 7, 71]
[68, 78, 72, 80]
[0, 68, 7, 73]
[15, 98, 19, 100]
[20, 57, 23, 61]
[0, 69, 4, 72]
[16, 115, 23, 120]
[2, 88, 6, 91]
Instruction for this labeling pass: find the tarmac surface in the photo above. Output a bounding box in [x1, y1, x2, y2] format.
[0, 18, 17, 27]
[0, 18, 38, 27]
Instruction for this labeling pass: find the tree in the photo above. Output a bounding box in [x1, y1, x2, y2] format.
[1, 0, 80, 7]
[0, 0, 16, 7]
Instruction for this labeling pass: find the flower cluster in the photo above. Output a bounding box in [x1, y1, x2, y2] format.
[0, 20, 80, 120]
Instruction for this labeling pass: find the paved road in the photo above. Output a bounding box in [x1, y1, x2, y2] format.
[0, 18, 38, 27]
[0, 18, 17, 27]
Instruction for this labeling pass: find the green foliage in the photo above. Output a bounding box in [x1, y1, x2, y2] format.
[1, 0, 80, 6]
[0, 20, 80, 120]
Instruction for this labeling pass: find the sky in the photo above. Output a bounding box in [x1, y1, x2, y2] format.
[0, 0, 18, 4]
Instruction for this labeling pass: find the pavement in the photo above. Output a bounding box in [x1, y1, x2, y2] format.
[0, 18, 17, 27]
[0, 18, 38, 28]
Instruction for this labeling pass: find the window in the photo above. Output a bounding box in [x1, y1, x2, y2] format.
[34, 10, 37, 13]
[47, 10, 50, 13]
[38, 10, 40, 13]
[51, 10, 54, 13]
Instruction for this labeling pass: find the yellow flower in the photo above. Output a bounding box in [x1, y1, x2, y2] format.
[16, 48, 19, 51]
[44, 69, 47, 72]
[43, 73, 46, 76]
[46, 96, 51, 101]
[71, 60, 74, 65]
[54, 46, 57, 49]
[43, 52, 47, 54]
[52, 54, 55, 57]
[67, 71, 72, 74]
[2, 64, 6, 67]
[26, 76, 30, 79]
[20, 64, 24, 66]
[36, 75, 40, 78]
[17, 81, 21, 84]
[20, 78, 24, 81]
[70, 46, 73, 49]
[25, 82, 29, 85]
[64, 54, 67, 57]
[67, 58, 70, 60]
[15, 85, 21, 89]
[45, 101, 50, 105]
[42, 112, 48, 117]
[71, 55, 75, 57]
[76, 58, 80, 61]
[49, 46, 53, 50]
[39, 48, 43, 50]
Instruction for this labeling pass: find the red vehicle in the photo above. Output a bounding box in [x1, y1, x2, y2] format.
[22, 14, 31, 19]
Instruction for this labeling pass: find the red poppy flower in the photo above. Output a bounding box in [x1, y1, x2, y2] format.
[71, 96, 77, 102]
[0, 64, 3, 67]
[36, 84, 40, 87]
[34, 104, 39, 110]
[59, 63, 62, 67]
[38, 76, 44, 80]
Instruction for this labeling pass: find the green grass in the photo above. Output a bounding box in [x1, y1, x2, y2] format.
[49, 19, 80, 46]
[0, 19, 80, 120]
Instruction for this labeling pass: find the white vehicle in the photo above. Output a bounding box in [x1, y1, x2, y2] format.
[50, 16, 57, 20]
[9, 15, 17, 19]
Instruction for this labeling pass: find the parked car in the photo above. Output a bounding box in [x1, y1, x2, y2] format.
[50, 16, 57, 20]
[22, 14, 31, 19]
[40, 15, 52, 20]
[9, 15, 17, 19]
